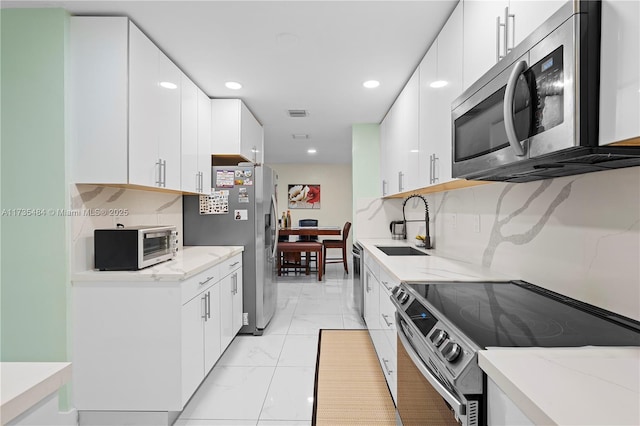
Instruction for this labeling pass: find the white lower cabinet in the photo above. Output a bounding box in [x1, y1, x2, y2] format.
[220, 260, 243, 350]
[363, 252, 398, 405]
[487, 378, 535, 426]
[73, 253, 243, 415]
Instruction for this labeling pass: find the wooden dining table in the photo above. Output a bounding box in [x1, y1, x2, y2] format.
[276, 226, 342, 280]
[278, 226, 341, 237]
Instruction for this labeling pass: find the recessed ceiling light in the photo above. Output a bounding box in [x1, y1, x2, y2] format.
[363, 80, 380, 89]
[225, 81, 242, 90]
[159, 81, 177, 89]
[430, 80, 448, 88]
[410, 149, 419, 153]
[307, 148, 317, 154]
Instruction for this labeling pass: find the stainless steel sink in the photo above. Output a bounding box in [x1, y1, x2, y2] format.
[375, 246, 429, 256]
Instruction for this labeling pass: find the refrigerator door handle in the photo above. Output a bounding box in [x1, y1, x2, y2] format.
[271, 194, 279, 260]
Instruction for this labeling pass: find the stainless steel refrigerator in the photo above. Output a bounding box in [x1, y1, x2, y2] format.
[183, 164, 278, 335]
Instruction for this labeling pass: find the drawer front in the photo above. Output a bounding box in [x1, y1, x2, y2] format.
[218, 253, 242, 278]
[379, 268, 397, 293]
[181, 265, 219, 304]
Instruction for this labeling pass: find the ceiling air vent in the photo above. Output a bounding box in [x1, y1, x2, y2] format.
[288, 109, 308, 118]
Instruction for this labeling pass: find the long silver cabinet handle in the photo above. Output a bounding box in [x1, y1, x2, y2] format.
[381, 280, 392, 291]
[201, 294, 207, 320]
[206, 291, 211, 320]
[230, 261, 240, 267]
[156, 159, 163, 186]
[504, 60, 528, 157]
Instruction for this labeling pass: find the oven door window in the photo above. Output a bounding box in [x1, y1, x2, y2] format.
[143, 234, 171, 260]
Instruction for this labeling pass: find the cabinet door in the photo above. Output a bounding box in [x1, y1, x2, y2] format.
[364, 265, 380, 331]
[211, 99, 241, 154]
[396, 70, 421, 192]
[419, 43, 438, 187]
[197, 89, 212, 193]
[379, 113, 391, 196]
[232, 268, 244, 335]
[219, 272, 234, 350]
[181, 294, 205, 405]
[599, 0, 640, 145]
[157, 51, 182, 191]
[382, 106, 400, 195]
[204, 284, 222, 373]
[462, 0, 508, 91]
[128, 23, 160, 187]
[181, 75, 199, 193]
[433, 2, 463, 186]
[240, 102, 263, 163]
[509, 0, 565, 47]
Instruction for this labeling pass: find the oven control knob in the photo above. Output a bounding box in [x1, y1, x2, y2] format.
[430, 329, 448, 347]
[391, 286, 401, 296]
[441, 342, 462, 362]
[398, 291, 410, 304]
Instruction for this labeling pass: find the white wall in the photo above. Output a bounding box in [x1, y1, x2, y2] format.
[270, 163, 353, 249]
[357, 167, 640, 320]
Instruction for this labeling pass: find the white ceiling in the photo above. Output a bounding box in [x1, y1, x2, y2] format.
[4, 0, 458, 164]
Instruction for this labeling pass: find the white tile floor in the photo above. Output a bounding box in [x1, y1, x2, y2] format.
[176, 261, 364, 426]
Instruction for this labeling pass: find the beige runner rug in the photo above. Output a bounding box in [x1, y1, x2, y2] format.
[312, 329, 396, 425]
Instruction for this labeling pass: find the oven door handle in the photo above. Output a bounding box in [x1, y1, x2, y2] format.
[397, 320, 466, 415]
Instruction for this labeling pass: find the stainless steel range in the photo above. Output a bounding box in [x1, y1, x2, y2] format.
[391, 280, 640, 426]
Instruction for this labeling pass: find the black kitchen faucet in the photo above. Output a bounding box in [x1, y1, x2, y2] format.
[402, 194, 431, 249]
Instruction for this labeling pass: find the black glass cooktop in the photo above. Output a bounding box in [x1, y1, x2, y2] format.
[405, 281, 640, 348]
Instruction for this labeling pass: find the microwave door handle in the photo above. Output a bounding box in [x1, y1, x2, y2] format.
[504, 60, 527, 157]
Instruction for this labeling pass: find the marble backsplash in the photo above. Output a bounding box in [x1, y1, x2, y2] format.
[356, 167, 640, 321]
[70, 185, 183, 273]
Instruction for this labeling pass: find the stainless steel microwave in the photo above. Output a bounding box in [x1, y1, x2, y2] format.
[94, 225, 178, 271]
[452, 0, 640, 182]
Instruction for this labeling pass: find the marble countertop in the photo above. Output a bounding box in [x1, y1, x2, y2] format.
[71, 245, 244, 282]
[358, 238, 639, 425]
[1, 362, 72, 424]
[479, 347, 640, 425]
[357, 238, 511, 282]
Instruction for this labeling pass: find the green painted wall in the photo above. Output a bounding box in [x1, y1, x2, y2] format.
[1, 8, 70, 370]
[352, 124, 380, 236]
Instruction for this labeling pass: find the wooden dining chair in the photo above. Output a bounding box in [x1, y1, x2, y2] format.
[322, 221, 351, 274]
[298, 218, 319, 270]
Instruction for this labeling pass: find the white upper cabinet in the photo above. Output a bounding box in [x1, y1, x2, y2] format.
[398, 70, 421, 193]
[419, 1, 463, 188]
[508, 0, 566, 47]
[462, 0, 564, 91]
[599, 0, 640, 145]
[197, 90, 212, 192]
[181, 75, 212, 194]
[70, 17, 129, 184]
[462, 0, 508, 91]
[127, 22, 181, 191]
[379, 70, 420, 196]
[211, 99, 264, 163]
[433, 2, 463, 186]
[71, 17, 210, 192]
[181, 75, 199, 193]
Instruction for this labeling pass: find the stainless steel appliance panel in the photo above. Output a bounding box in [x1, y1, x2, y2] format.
[183, 165, 277, 335]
